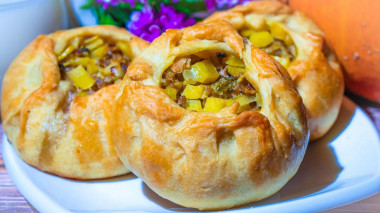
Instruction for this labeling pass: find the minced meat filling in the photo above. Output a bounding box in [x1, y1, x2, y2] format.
[161, 53, 261, 113]
[57, 35, 132, 96]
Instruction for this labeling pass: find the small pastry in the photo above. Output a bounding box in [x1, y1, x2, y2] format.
[111, 21, 309, 210]
[1, 25, 149, 179]
[204, 0, 344, 140]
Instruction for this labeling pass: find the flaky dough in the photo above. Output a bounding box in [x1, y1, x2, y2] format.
[111, 21, 309, 210]
[204, 0, 344, 140]
[1, 25, 149, 179]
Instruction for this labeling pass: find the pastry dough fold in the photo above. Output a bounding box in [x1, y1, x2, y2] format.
[111, 21, 309, 210]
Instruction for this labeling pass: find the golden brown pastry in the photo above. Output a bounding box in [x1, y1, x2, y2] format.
[111, 21, 309, 210]
[204, 0, 344, 140]
[1, 25, 149, 179]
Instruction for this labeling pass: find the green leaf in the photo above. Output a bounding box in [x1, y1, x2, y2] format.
[80, 0, 96, 9]
[167, 0, 207, 14]
[95, 6, 121, 26]
[102, 14, 121, 26]
[107, 7, 131, 23]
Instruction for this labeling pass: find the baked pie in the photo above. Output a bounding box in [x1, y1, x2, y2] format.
[204, 0, 344, 140]
[111, 21, 309, 210]
[1, 25, 149, 179]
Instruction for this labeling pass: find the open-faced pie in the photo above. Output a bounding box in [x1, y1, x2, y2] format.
[1, 25, 149, 179]
[111, 21, 309, 210]
[204, 0, 344, 140]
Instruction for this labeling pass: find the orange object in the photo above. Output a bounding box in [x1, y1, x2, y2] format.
[289, 0, 380, 103]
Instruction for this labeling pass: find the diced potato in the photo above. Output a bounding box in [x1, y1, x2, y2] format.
[227, 65, 245, 75]
[256, 93, 262, 107]
[63, 57, 97, 74]
[233, 95, 256, 113]
[249, 31, 274, 48]
[240, 29, 255, 37]
[182, 85, 205, 99]
[226, 55, 245, 68]
[66, 65, 95, 90]
[85, 38, 104, 51]
[112, 64, 125, 79]
[170, 81, 183, 90]
[164, 87, 178, 100]
[226, 99, 235, 107]
[72, 37, 82, 49]
[185, 100, 203, 112]
[272, 56, 291, 69]
[91, 44, 109, 58]
[58, 44, 75, 61]
[117, 42, 132, 58]
[284, 34, 294, 46]
[101, 64, 113, 76]
[204, 97, 226, 112]
[84, 36, 99, 44]
[76, 91, 89, 97]
[183, 60, 219, 84]
[201, 87, 211, 99]
[269, 22, 287, 41]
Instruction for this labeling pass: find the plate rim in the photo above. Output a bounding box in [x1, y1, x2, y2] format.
[3, 97, 380, 212]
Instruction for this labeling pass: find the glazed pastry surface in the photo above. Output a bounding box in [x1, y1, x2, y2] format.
[111, 21, 309, 210]
[1, 25, 149, 179]
[204, 0, 344, 140]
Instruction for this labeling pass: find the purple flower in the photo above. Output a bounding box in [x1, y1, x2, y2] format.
[126, 4, 196, 42]
[96, 0, 143, 9]
[204, 0, 250, 11]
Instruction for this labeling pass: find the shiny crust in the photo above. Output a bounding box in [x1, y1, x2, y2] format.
[204, 0, 344, 140]
[111, 21, 309, 210]
[1, 25, 149, 179]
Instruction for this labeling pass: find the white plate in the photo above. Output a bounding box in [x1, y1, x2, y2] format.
[3, 97, 380, 213]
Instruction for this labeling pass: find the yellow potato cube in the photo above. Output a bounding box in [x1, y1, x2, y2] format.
[63, 57, 98, 74]
[182, 85, 205, 99]
[284, 34, 294, 46]
[76, 91, 89, 97]
[117, 42, 132, 58]
[66, 65, 95, 90]
[226, 99, 235, 107]
[249, 31, 273, 48]
[269, 22, 288, 41]
[226, 65, 245, 75]
[204, 97, 226, 112]
[84, 36, 100, 44]
[185, 100, 203, 112]
[256, 93, 262, 108]
[91, 44, 109, 58]
[240, 29, 255, 37]
[72, 37, 83, 49]
[201, 87, 211, 99]
[226, 55, 245, 68]
[234, 95, 256, 113]
[101, 64, 114, 76]
[272, 56, 291, 69]
[57, 44, 75, 61]
[164, 87, 178, 100]
[85, 38, 104, 51]
[183, 60, 219, 84]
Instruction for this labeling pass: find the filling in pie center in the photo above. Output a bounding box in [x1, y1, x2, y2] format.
[240, 21, 297, 68]
[56, 35, 132, 96]
[161, 53, 261, 113]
